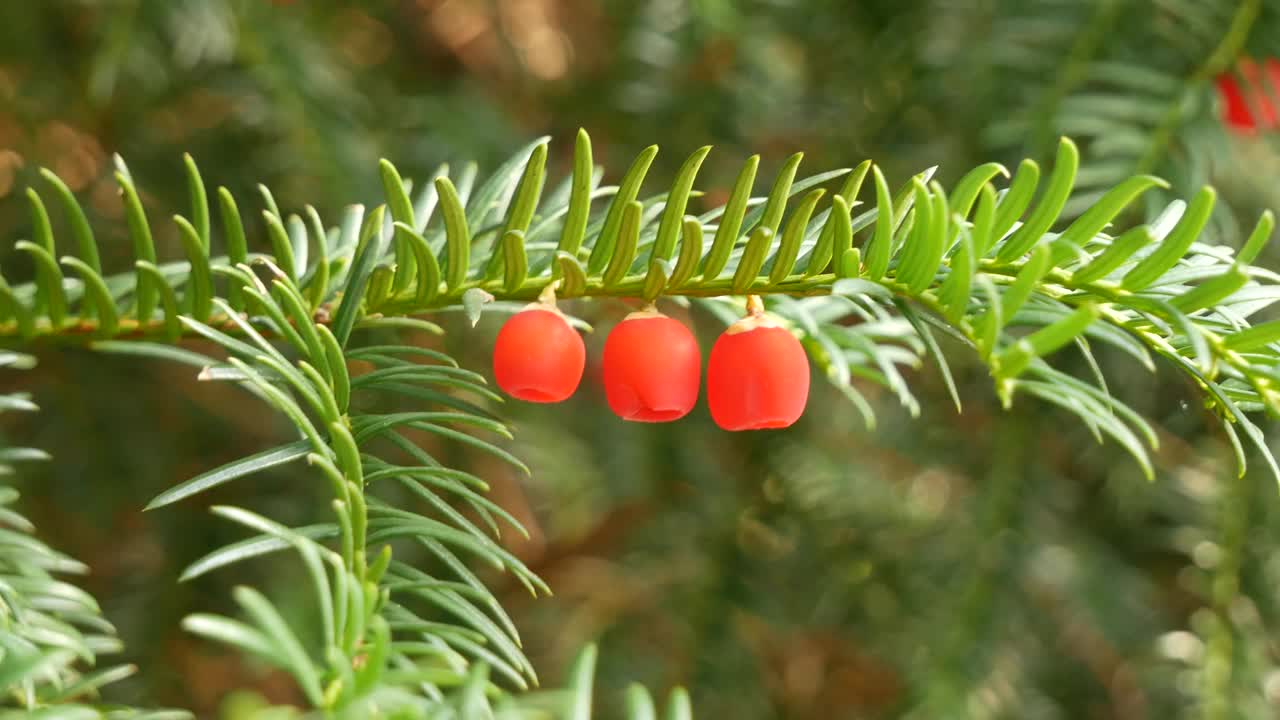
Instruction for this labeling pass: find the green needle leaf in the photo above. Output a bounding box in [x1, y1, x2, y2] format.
[903, 183, 948, 294]
[26, 188, 55, 257]
[183, 153, 210, 252]
[213, 506, 335, 649]
[996, 304, 1100, 379]
[393, 221, 442, 305]
[1070, 225, 1154, 284]
[802, 158, 870, 277]
[603, 201, 643, 288]
[970, 183, 998, 257]
[182, 614, 281, 665]
[1052, 174, 1168, 263]
[1169, 264, 1249, 313]
[233, 585, 324, 705]
[753, 152, 804, 237]
[769, 188, 825, 284]
[115, 163, 159, 321]
[998, 137, 1079, 261]
[862, 165, 894, 280]
[332, 205, 388, 346]
[627, 684, 658, 720]
[899, 300, 962, 413]
[652, 146, 711, 262]
[665, 688, 693, 720]
[183, 520, 335, 584]
[379, 158, 417, 230]
[668, 217, 704, 290]
[589, 145, 659, 275]
[807, 193, 853, 277]
[303, 205, 331, 309]
[173, 215, 213, 322]
[732, 227, 774, 294]
[939, 223, 974, 324]
[1121, 186, 1216, 291]
[701, 155, 759, 282]
[501, 230, 529, 293]
[147, 440, 310, 510]
[557, 253, 588, 297]
[258, 183, 282, 220]
[836, 246, 861, 279]
[271, 281, 328, 383]
[557, 129, 595, 260]
[316, 324, 350, 412]
[16, 241, 66, 331]
[287, 214, 310, 286]
[40, 169, 100, 273]
[412, 163, 448, 233]
[949, 162, 1009, 220]
[218, 187, 249, 311]
[981, 243, 1052, 334]
[1223, 317, 1280, 352]
[895, 180, 935, 292]
[91, 340, 215, 369]
[437, 177, 472, 289]
[989, 158, 1040, 246]
[134, 262, 181, 341]
[642, 259, 670, 302]
[365, 264, 395, 310]
[1238, 210, 1275, 264]
[502, 142, 547, 238]
[60, 257, 117, 337]
[566, 644, 598, 720]
[487, 143, 548, 282]
[262, 211, 298, 286]
[466, 137, 549, 232]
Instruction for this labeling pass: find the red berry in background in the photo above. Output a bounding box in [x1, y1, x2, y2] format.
[1217, 73, 1257, 131]
[493, 307, 584, 403]
[706, 298, 810, 431]
[1217, 58, 1280, 133]
[603, 309, 701, 422]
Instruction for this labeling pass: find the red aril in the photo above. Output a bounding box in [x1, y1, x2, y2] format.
[1217, 58, 1280, 133]
[602, 309, 701, 422]
[493, 307, 584, 403]
[706, 300, 809, 430]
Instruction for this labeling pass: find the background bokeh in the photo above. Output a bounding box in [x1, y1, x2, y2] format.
[5, 0, 1280, 716]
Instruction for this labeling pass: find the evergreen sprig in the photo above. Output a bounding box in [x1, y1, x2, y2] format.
[5, 131, 1280, 478]
[4, 128, 1280, 713]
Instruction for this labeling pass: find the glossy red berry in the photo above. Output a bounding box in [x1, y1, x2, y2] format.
[706, 314, 809, 431]
[603, 311, 701, 422]
[1217, 73, 1257, 131]
[493, 307, 584, 403]
[1217, 58, 1280, 133]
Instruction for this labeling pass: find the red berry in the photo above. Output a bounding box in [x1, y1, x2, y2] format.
[1218, 58, 1280, 133]
[1242, 58, 1280, 129]
[706, 318, 809, 431]
[1217, 74, 1256, 131]
[493, 308, 584, 403]
[603, 311, 701, 422]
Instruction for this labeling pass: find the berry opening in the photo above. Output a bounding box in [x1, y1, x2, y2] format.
[621, 407, 689, 423]
[508, 386, 563, 404]
[719, 415, 794, 431]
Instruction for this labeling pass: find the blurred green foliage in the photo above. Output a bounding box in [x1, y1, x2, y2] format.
[5, 0, 1280, 717]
